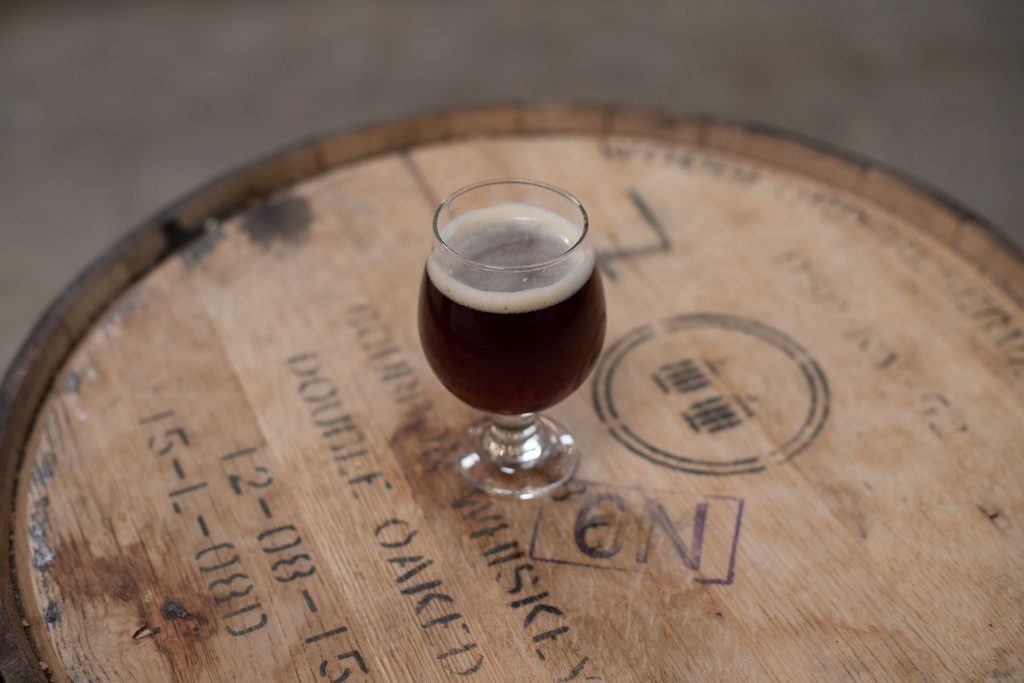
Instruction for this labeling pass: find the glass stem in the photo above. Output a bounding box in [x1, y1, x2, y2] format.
[486, 413, 542, 467]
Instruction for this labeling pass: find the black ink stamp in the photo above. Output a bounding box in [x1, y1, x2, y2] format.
[593, 313, 829, 475]
[681, 395, 746, 434]
[597, 189, 671, 281]
[652, 358, 711, 394]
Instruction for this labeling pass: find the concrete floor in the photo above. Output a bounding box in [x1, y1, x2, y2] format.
[2, 0, 1022, 370]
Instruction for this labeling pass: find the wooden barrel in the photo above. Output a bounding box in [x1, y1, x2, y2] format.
[1, 105, 1022, 682]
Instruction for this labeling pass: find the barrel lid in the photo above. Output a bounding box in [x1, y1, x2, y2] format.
[1, 105, 1022, 682]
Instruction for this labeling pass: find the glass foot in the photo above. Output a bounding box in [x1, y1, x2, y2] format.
[457, 413, 580, 500]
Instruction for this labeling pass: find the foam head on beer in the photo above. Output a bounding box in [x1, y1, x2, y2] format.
[426, 202, 595, 314]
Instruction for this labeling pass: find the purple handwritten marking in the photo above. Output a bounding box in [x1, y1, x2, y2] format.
[528, 482, 745, 585]
[528, 506, 627, 572]
[574, 492, 627, 559]
[696, 496, 744, 585]
[640, 499, 706, 569]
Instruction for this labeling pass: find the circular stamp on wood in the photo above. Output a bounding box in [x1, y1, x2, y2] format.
[592, 313, 830, 475]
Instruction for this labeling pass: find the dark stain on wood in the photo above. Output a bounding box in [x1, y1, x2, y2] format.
[31, 443, 56, 489]
[157, 600, 210, 663]
[158, 218, 203, 261]
[160, 601, 194, 621]
[43, 601, 60, 626]
[48, 538, 143, 604]
[32, 406, 66, 487]
[41, 533, 215, 679]
[94, 558, 137, 603]
[28, 496, 54, 572]
[153, 607, 210, 681]
[62, 372, 80, 395]
[159, 599, 209, 636]
[179, 221, 225, 269]
[241, 195, 312, 249]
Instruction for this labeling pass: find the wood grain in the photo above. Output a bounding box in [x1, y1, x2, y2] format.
[1, 106, 1022, 682]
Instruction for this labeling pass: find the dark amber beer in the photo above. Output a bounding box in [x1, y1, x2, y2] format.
[419, 266, 605, 415]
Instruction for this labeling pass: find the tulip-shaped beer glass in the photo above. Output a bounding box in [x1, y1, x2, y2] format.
[418, 179, 606, 498]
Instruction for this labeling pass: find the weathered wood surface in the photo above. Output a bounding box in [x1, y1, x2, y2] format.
[2, 106, 1023, 682]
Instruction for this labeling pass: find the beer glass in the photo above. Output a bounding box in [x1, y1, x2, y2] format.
[418, 179, 606, 498]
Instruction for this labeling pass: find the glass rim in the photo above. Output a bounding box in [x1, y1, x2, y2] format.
[431, 178, 589, 273]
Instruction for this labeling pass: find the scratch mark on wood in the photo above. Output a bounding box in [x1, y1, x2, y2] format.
[131, 623, 161, 640]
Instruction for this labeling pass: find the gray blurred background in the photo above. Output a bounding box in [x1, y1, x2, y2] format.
[2, 0, 1022, 370]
